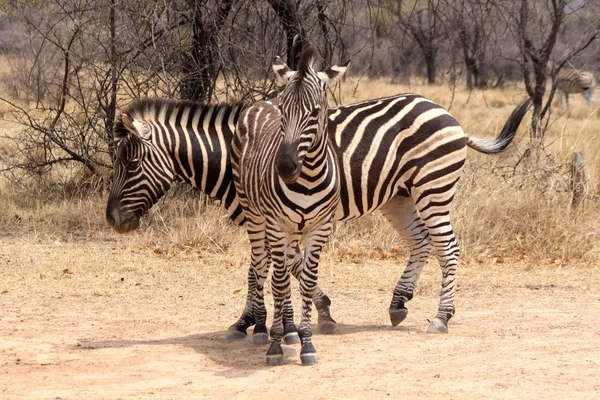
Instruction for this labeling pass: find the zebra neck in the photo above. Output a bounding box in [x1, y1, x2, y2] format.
[305, 110, 330, 162]
[301, 111, 333, 181]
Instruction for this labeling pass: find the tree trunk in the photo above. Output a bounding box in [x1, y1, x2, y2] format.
[465, 66, 472, 90]
[530, 61, 547, 139]
[267, 0, 308, 69]
[181, 3, 211, 101]
[107, 0, 118, 162]
[180, 1, 232, 102]
[425, 52, 436, 84]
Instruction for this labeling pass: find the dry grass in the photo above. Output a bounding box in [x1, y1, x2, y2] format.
[2, 75, 600, 262]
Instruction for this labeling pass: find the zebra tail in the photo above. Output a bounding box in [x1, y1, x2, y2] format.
[465, 98, 532, 155]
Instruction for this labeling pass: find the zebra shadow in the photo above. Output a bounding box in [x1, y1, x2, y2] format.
[322, 323, 422, 336]
[75, 330, 296, 375]
[75, 322, 433, 376]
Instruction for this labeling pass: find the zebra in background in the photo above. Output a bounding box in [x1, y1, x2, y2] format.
[106, 81, 531, 342]
[231, 48, 347, 365]
[555, 68, 596, 110]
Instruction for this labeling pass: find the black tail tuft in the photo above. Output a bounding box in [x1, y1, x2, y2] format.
[466, 98, 532, 154]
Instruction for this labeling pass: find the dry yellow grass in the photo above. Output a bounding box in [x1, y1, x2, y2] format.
[1, 75, 600, 262]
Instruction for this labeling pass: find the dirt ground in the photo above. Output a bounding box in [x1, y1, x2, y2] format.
[1, 235, 599, 399]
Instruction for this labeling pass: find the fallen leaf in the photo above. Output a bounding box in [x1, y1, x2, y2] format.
[232, 288, 243, 294]
[1, 290, 8, 294]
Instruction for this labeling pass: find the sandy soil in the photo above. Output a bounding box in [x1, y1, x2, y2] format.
[1, 236, 599, 399]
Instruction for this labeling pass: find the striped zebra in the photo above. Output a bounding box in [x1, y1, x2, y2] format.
[555, 68, 596, 110]
[106, 77, 531, 342]
[231, 48, 347, 365]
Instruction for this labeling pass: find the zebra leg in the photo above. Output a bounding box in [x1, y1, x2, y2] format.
[297, 222, 333, 366]
[281, 244, 300, 345]
[226, 219, 270, 344]
[412, 189, 460, 334]
[379, 195, 433, 327]
[583, 90, 594, 110]
[288, 245, 338, 335]
[558, 91, 564, 108]
[265, 229, 298, 366]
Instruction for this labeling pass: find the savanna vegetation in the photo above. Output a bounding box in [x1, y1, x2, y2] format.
[1, 0, 599, 263]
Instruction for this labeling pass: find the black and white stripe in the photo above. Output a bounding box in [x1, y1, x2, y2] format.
[107, 78, 531, 342]
[555, 68, 596, 109]
[231, 48, 347, 365]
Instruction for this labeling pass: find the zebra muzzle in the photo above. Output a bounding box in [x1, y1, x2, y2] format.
[106, 200, 141, 233]
[276, 143, 301, 183]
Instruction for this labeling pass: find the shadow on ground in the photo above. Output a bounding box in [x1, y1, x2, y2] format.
[74, 322, 424, 373]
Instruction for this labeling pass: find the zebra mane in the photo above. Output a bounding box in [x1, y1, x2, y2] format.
[297, 47, 317, 79]
[113, 98, 246, 139]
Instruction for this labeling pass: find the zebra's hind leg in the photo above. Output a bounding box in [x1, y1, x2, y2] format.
[379, 195, 433, 327]
[583, 89, 594, 111]
[412, 187, 461, 334]
[288, 245, 338, 336]
[226, 220, 270, 344]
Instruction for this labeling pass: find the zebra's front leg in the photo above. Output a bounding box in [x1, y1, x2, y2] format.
[297, 222, 332, 366]
[265, 231, 298, 366]
[286, 245, 338, 337]
[227, 220, 270, 343]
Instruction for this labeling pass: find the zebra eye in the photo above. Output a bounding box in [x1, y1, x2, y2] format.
[310, 107, 321, 118]
[127, 159, 140, 171]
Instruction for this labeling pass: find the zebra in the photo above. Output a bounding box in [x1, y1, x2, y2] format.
[555, 68, 596, 110]
[106, 79, 531, 342]
[231, 48, 347, 365]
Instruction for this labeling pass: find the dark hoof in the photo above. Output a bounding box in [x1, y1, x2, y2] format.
[266, 354, 284, 366]
[389, 307, 408, 327]
[253, 332, 269, 345]
[225, 330, 247, 342]
[300, 353, 317, 366]
[266, 341, 284, 366]
[300, 341, 317, 366]
[318, 320, 338, 335]
[283, 332, 300, 345]
[426, 318, 448, 334]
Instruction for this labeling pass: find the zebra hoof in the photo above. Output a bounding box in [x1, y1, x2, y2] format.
[426, 318, 448, 334]
[266, 341, 284, 366]
[283, 332, 300, 345]
[300, 341, 317, 366]
[225, 330, 247, 342]
[266, 354, 284, 366]
[253, 332, 269, 345]
[389, 307, 408, 327]
[318, 320, 338, 335]
[300, 353, 318, 366]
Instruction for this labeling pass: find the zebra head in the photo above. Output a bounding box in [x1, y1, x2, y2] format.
[272, 48, 349, 183]
[106, 113, 174, 233]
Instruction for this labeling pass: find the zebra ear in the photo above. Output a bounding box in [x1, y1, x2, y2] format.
[318, 59, 351, 86]
[272, 56, 296, 84]
[121, 113, 150, 140]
